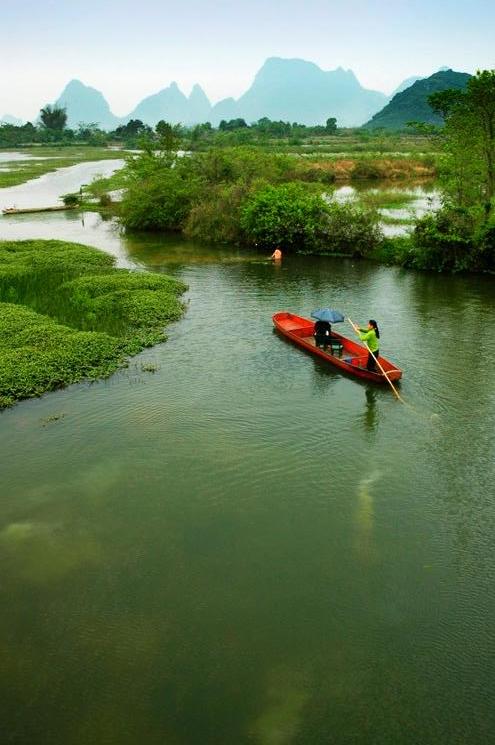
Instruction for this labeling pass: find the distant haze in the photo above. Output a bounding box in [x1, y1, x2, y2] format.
[1, 0, 493, 120]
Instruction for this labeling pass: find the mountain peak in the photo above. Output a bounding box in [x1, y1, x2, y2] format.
[65, 79, 87, 90]
[365, 68, 471, 129]
[188, 84, 211, 121]
[256, 57, 323, 80]
[128, 82, 192, 126]
[54, 79, 119, 128]
[238, 57, 386, 126]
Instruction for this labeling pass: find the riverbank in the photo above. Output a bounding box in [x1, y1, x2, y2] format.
[115, 146, 495, 273]
[0, 239, 186, 407]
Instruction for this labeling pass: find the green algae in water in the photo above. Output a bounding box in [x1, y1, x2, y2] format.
[0, 240, 187, 407]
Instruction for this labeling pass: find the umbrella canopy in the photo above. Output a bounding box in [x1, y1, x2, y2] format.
[310, 308, 345, 323]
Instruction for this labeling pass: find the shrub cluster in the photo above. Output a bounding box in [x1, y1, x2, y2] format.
[119, 147, 383, 255]
[372, 208, 495, 273]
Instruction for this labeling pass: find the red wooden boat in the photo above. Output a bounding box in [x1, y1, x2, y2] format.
[272, 312, 402, 384]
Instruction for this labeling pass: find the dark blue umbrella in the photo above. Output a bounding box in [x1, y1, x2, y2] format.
[311, 308, 345, 323]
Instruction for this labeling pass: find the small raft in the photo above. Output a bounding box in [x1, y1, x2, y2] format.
[273, 312, 402, 384]
[2, 206, 74, 215]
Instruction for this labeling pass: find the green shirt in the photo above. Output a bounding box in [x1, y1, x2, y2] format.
[358, 327, 379, 352]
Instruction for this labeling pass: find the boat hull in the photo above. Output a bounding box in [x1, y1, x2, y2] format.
[272, 312, 402, 383]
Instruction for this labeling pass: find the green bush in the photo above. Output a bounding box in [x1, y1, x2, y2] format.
[474, 222, 495, 271]
[319, 201, 383, 257]
[373, 236, 416, 264]
[239, 184, 383, 255]
[410, 208, 476, 272]
[184, 181, 262, 244]
[193, 147, 296, 185]
[240, 183, 330, 252]
[99, 192, 112, 207]
[120, 162, 202, 231]
[62, 192, 81, 207]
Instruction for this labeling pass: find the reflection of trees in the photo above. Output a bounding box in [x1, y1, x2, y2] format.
[404, 270, 495, 382]
[123, 232, 247, 272]
[405, 268, 495, 578]
[351, 177, 437, 194]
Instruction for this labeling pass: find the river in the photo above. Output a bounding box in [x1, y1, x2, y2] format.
[0, 164, 494, 744]
[0, 158, 124, 210]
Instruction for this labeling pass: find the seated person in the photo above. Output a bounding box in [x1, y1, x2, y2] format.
[314, 320, 332, 349]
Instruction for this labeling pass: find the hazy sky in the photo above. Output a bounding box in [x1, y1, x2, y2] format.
[1, 0, 494, 119]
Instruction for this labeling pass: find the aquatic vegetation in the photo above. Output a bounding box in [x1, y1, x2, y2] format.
[0, 303, 124, 405]
[60, 270, 186, 347]
[250, 665, 310, 744]
[40, 412, 66, 426]
[1, 518, 103, 584]
[140, 361, 159, 373]
[358, 189, 418, 210]
[354, 471, 380, 563]
[0, 240, 187, 407]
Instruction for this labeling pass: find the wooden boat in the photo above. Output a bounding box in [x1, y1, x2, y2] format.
[2, 205, 73, 215]
[273, 312, 402, 383]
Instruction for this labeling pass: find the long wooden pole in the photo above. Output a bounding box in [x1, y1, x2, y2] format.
[347, 318, 404, 403]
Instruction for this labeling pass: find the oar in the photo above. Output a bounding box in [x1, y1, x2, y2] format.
[347, 318, 404, 403]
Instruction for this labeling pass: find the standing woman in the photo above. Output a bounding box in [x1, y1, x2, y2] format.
[358, 320, 380, 371]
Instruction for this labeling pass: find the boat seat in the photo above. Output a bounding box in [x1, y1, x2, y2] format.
[327, 340, 344, 354]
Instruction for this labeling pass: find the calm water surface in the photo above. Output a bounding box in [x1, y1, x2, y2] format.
[0, 173, 495, 744]
[0, 159, 124, 210]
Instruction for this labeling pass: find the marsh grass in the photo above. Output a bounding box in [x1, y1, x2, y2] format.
[297, 156, 436, 182]
[357, 190, 418, 210]
[379, 215, 416, 225]
[0, 240, 186, 407]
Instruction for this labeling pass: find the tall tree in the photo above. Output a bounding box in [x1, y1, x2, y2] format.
[39, 104, 67, 131]
[325, 117, 337, 133]
[429, 70, 495, 219]
[155, 120, 182, 150]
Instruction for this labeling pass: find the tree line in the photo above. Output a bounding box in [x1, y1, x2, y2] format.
[0, 108, 339, 148]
